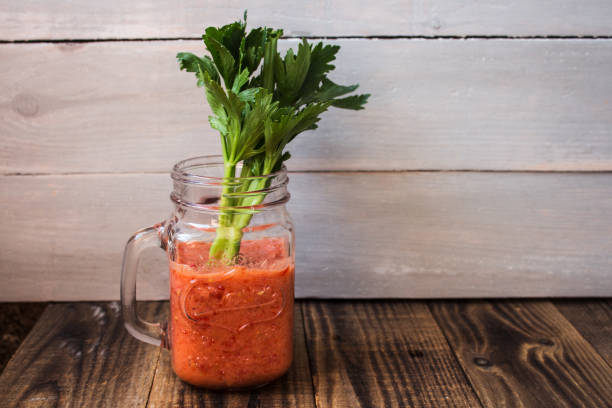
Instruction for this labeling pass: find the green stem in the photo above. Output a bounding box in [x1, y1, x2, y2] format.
[209, 171, 271, 262]
[209, 163, 242, 261]
[209, 225, 243, 261]
[231, 177, 268, 232]
[262, 31, 279, 92]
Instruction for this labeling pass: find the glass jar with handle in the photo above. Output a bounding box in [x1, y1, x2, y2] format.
[121, 155, 295, 389]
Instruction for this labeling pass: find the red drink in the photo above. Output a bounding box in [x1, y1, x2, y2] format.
[169, 238, 294, 388]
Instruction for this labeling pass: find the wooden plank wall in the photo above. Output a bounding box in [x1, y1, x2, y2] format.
[1, 1, 611, 300]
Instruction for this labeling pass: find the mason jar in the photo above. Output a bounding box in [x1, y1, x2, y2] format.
[121, 155, 295, 389]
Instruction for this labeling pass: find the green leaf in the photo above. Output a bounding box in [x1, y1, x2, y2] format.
[237, 87, 259, 103]
[299, 78, 358, 105]
[203, 18, 249, 88]
[209, 115, 229, 139]
[244, 27, 266, 73]
[200, 70, 230, 119]
[263, 108, 293, 157]
[202, 33, 237, 89]
[236, 91, 278, 161]
[275, 39, 311, 106]
[204, 21, 245, 62]
[308, 42, 340, 78]
[286, 102, 330, 141]
[298, 42, 340, 100]
[262, 101, 330, 172]
[331, 93, 370, 110]
[200, 71, 247, 162]
[176, 52, 219, 85]
[231, 67, 250, 94]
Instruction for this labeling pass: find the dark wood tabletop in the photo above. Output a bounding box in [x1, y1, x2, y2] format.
[0, 299, 610, 407]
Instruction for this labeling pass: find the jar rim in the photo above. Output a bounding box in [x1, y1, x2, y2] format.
[169, 155, 290, 213]
[171, 155, 287, 185]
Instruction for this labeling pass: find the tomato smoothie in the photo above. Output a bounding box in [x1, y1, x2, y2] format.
[168, 238, 294, 388]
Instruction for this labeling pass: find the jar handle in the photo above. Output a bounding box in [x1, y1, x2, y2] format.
[120, 223, 166, 347]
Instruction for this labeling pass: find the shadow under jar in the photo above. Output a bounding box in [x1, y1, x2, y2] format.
[121, 156, 295, 389]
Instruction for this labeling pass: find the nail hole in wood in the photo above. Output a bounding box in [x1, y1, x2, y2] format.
[408, 349, 424, 358]
[473, 357, 492, 367]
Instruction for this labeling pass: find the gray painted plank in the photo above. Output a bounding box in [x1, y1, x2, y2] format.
[2, 0, 612, 40]
[2, 39, 612, 174]
[1, 172, 610, 301]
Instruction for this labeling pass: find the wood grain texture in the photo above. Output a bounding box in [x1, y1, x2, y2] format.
[292, 173, 612, 298]
[429, 300, 612, 407]
[1, 172, 611, 301]
[0, 302, 165, 408]
[554, 299, 612, 364]
[301, 301, 482, 407]
[2, 40, 612, 173]
[0, 302, 46, 372]
[147, 305, 315, 408]
[2, 0, 612, 40]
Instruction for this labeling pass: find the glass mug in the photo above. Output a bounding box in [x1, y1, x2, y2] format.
[121, 156, 295, 389]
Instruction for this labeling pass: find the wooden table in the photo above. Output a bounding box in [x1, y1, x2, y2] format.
[1, 300, 610, 407]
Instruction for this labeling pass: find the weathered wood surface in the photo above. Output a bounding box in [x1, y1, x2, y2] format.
[2, 0, 612, 40]
[555, 299, 612, 365]
[0, 302, 46, 372]
[147, 306, 315, 408]
[2, 40, 612, 174]
[429, 300, 612, 407]
[301, 301, 482, 407]
[0, 302, 165, 408]
[3, 300, 610, 407]
[2, 172, 611, 301]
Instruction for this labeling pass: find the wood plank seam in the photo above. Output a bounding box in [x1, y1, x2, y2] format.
[4, 35, 612, 44]
[299, 302, 320, 407]
[553, 300, 612, 371]
[4, 1, 612, 40]
[144, 345, 163, 407]
[4, 169, 612, 177]
[425, 302, 487, 408]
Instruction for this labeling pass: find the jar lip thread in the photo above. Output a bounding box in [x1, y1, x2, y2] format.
[171, 155, 287, 185]
[170, 191, 291, 213]
[170, 155, 290, 213]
